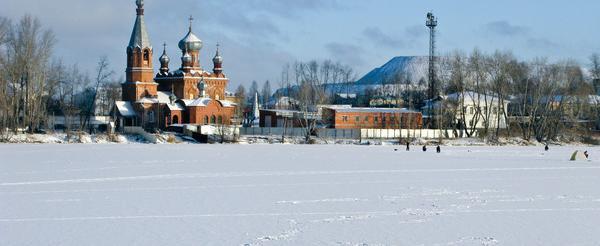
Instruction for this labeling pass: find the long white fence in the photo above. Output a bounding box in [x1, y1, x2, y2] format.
[360, 129, 472, 139]
[239, 127, 475, 140]
[239, 127, 308, 137]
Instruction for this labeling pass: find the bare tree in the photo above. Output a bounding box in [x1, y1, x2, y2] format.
[590, 53, 600, 95]
[293, 60, 330, 143]
[235, 84, 247, 123]
[261, 80, 271, 108]
[1, 15, 55, 134]
[81, 57, 114, 133]
[0, 17, 11, 140]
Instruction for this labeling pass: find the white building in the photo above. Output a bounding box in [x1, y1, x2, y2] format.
[423, 91, 510, 129]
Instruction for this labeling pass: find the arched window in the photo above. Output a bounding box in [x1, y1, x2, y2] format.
[210, 115, 216, 124]
[204, 116, 209, 125]
[217, 116, 223, 124]
[172, 115, 179, 124]
[143, 50, 149, 62]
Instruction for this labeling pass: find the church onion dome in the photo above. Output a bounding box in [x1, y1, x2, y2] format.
[181, 51, 192, 65]
[178, 17, 203, 52]
[159, 46, 170, 65]
[178, 31, 202, 52]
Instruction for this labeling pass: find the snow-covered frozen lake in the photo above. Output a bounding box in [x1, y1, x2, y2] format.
[1, 144, 599, 245]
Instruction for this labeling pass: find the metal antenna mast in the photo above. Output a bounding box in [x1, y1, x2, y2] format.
[426, 11, 438, 128]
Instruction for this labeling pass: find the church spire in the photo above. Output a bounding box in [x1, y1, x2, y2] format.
[213, 43, 223, 75]
[128, 0, 151, 50]
[126, 0, 154, 84]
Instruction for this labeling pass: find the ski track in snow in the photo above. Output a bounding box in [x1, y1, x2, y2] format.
[2, 166, 599, 187]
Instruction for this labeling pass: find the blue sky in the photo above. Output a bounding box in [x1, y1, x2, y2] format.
[2, 0, 599, 89]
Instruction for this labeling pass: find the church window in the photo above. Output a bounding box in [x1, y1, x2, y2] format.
[218, 116, 223, 124]
[204, 116, 209, 125]
[143, 50, 149, 62]
[210, 115, 216, 124]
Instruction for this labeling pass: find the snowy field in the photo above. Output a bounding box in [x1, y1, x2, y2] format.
[1, 144, 599, 245]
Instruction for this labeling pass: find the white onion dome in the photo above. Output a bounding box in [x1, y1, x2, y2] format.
[178, 28, 203, 52]
[181, 51, 192, 65]
[159, 49, 170, 65]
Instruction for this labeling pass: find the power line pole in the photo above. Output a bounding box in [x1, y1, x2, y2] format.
[426, 11, 438, 129]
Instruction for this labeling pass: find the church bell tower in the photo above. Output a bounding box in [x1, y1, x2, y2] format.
[123, 0, 157, 101]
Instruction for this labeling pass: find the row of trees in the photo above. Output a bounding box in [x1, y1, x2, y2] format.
[0, 15, 118, 141]
[256, 50, 599, 143]
[385, 49, 599, 142]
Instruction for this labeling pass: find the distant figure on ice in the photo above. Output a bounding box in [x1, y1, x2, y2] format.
[545, 144, 549, 151]
[436, 145, 441, 153]
[422, 145, 427, 152]
[584, 151, 589, 159]
[406, 142, 410, 151]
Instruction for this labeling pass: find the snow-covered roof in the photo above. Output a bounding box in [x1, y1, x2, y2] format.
[157, 91, 175, 104]
[134, 92, 185, 110]
[187, 98, 212, 107]
[319, 105, 353, 111]
[336, 93, 357, 99]
[166, 103, 185, 111]
[334, 108, 418, 114]
[217, 100, 236, 107]
[115, 101, 136, 117]
[544, 95, 600, 105]
[178, 98, 236, 108]
[136, 97, 159, 104]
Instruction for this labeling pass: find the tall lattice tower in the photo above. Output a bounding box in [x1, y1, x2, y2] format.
[426, 12, 438, 128]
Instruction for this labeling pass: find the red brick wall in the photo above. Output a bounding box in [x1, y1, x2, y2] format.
[122, 82, 158, 102]
[330, 110, 422, 129]
[188, 100, 235, 125]
[126, 47, 154, 83]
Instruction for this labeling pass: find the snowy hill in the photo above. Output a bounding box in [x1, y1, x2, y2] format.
[324, 56, 429, 96]
[356, 56, 429, 85]
[276, 56, 430, 97]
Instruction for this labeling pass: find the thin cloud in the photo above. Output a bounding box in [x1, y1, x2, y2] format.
[325, 42, 365, 66]
[362, 27, 405, 48]
[362, 25, 426, 49]
[526, 38, 560, 49]
[484, 21, 529, 37]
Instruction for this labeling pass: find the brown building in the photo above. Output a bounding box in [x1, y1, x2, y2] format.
[114, 0, 236, 130]
[259, 109, 319, 128]
[322, 107, 422, 129]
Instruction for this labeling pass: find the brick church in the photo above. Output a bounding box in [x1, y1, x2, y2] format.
[114, 0, 236, 130]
